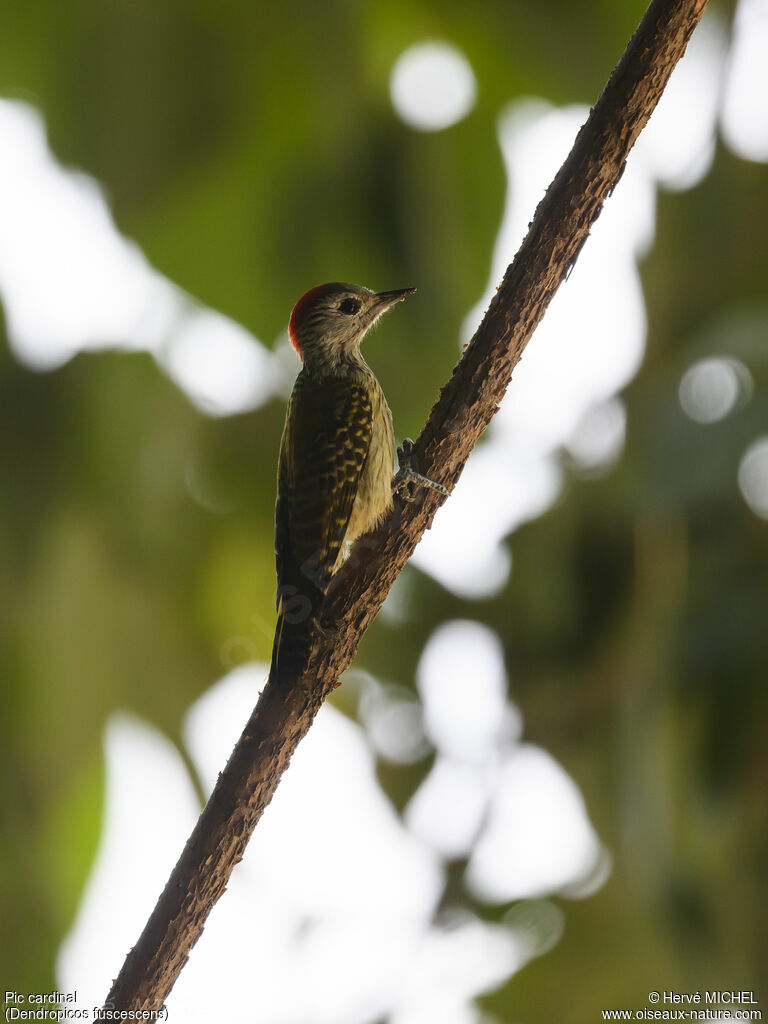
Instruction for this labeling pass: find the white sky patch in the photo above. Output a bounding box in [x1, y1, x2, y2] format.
[405, 757, 493, 860]
[183, 670, 441, 924]
[416, 620, 519, 762]
[722, 0, 768, 163]
[59, 665, 596, 1020]
[738, 436, 768, 519]
[406, 621, 608, 899]
[0, 97, 281, 415]
[679, 356, 753, 424]
[0, 101, 178, 369]
[161, 308, 279, 416]
[390, 41, 477, 132]
[386, 915, 520, 1024]
[60, 668, 529, 1023]
[415, 441, 558, 598]
[637, 12, 726, 190]
[465, 744, 607, 903]
[413, 100, 650, 596]
[493, 224, 648, 450]
[56, 714, 202, 1003]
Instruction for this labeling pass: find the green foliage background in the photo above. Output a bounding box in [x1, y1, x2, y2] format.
[1, 0, 767, 1017]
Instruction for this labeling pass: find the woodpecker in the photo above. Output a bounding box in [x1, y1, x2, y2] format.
[271, 281, 442, 687]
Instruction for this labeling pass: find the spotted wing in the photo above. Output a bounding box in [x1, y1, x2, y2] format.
[275, 375, 373, 605]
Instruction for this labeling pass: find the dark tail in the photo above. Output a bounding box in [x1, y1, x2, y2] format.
[269, 583, 323, 687]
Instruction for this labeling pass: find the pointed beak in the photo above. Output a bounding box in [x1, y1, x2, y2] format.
[372, 287, 416, 313]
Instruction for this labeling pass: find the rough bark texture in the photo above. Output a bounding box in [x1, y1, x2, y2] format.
[105, 0, 709, 1011]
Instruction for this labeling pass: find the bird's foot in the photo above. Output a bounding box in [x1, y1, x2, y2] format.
[394, 438, 449, 502]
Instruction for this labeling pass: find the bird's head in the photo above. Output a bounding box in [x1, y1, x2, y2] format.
[288, 282, 415, 370]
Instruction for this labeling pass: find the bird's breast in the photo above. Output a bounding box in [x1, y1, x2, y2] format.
[344, 379, 394, 547]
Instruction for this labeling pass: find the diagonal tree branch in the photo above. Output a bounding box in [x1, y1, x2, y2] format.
[105, 0, 709, 1010]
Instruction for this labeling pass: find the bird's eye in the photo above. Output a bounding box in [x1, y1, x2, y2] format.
[338, 297, 361, 315]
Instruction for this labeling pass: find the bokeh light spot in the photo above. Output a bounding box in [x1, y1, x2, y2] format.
[566, 398, 626, 472]
[161, 309, 277, 417]
[465, 745, 606, 902]
[390, 42, 476, 132]
[678, 356, 752, 423]
[503, 900, 565, 965]
[405, 758, 490, 860]
[358, 678, 431, 765]
[738, 436, 768, 519]
[417, 621, 518, 762]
